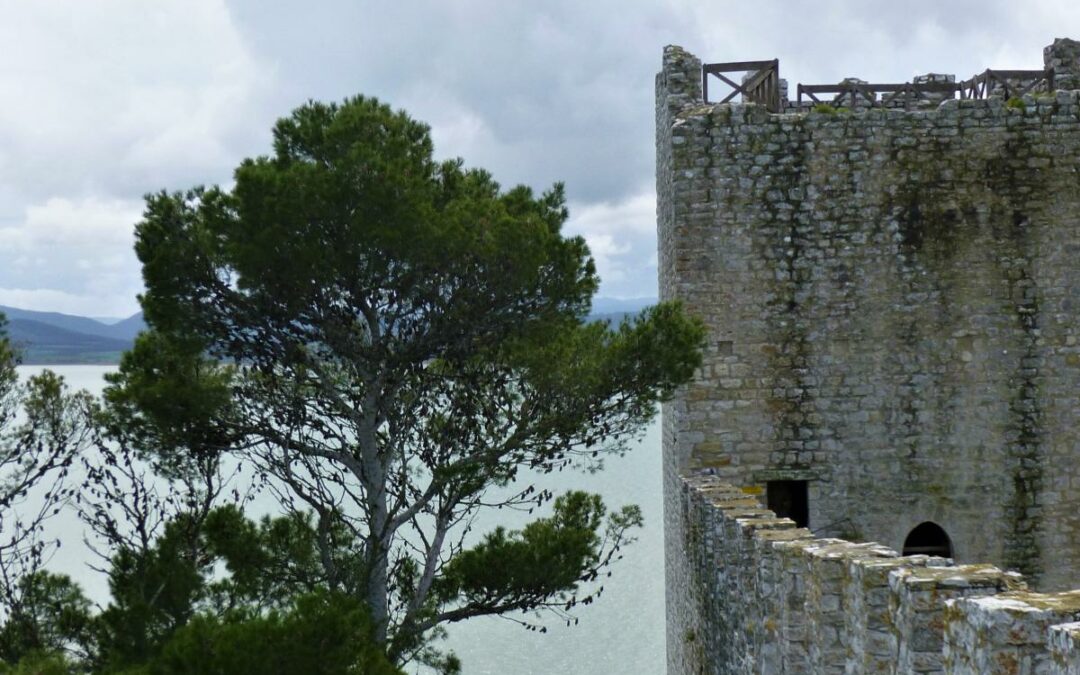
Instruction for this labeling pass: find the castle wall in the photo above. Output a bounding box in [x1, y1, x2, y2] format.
[657, 44, 1080, 615]
[945, 590, 1080, 673]
[656, 46, 708, 674]
[674, 475, 1080, 674]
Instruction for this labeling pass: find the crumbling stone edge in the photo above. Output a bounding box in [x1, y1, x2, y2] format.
[674, 472, 1080, 674]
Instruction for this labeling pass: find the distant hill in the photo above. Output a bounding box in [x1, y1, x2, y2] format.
[104, 312, 146, 341]
[0, 297, 653, 365]
[588, 297, 657, 325]
[7, 319, 133, 364]
[590, 297, 656, 315]
[0, 305, 144, 364]
[0, 305, 145, 342]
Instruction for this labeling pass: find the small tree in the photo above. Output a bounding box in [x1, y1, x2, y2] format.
[0, 316, 92, 648]
[81, 331, 243, 575]
[148, 591, 401, 675]
[121, 96, 704, 667]
[0, 571, 93, 666]
[91, 505, 362, 671]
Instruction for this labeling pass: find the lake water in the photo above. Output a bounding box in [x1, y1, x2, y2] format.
[16, 365, 666, 674]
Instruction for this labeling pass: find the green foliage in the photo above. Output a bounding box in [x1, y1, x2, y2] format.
[0, 313, 20, 472]
[201, 507, 366, 611]
[0, 318, 91, 674]
[120, 93, 705, 668]
[0, 590, 401, 675]
[99, 332, 237, 474]
[0, 651, 74, 675]
[0, 94, 707, 672]
[439, 492, 640, 605]
[94, 512, 210, 669]
[1006, 96, 1027, 111]
[0, 572, 93, 665]
[812, 103, 839, 114]
[16, 370, 92, 457]
[0, 504, 382, 673]
[148, 592, 401, 675]
[93, 505, 360, 671]
[0, 314, 17, 386]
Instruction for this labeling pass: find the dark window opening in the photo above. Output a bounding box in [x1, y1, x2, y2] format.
[902, 521, 953, 558]
[766, 480, 808, 528]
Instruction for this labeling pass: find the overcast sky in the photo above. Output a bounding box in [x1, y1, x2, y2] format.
[0, 1, 1077, 317]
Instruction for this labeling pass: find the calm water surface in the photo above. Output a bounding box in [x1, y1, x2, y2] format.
[16, 365, 665, 674]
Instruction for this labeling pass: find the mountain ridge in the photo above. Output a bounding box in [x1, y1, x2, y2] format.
[1, 305, 144, 364]
[6, 318, 134, 365]
[0, 305, 145, 341]
[1, 297, 654, 365]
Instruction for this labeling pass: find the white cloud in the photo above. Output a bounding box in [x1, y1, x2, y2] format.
[675, 0, 1080, 89]
[569, 191, 656, 237]
[566, 188, 658, 297]
[0, 288, 139, 319]
[398, 85, 494, 164]
[0, 1, 274, 199]
[0, 0, 273, 315]
[0, 196, 144, 316]
[2, 196, 142, 250]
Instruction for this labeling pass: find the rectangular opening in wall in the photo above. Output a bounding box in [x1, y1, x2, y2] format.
[766, 480, 808, 528]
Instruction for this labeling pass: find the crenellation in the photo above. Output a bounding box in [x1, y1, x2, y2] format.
[845, 555, 954, 674]
[754, 526, 814, 673]
[730, 513, 797, 674]
[806, 541, 898, 673]
[773, 536, 852, 671]
[1045, 39, 1080, 91]
[668, 476, 1080, 673]
[944, 590, 1080, 674]
[890, 565, 1025, 674]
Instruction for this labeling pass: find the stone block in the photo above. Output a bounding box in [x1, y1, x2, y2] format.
[891, 565, 1025, 674]
[944, 590, 1080, 674]
[845, 555, 951, 675]
[805, 541, 898, 673]
[1048, 621, 1080, 675]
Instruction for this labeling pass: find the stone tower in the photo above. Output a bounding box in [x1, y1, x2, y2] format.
[658, 39, 1080, 673]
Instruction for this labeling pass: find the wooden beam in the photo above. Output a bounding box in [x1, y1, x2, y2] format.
[702, 60, 778, 73]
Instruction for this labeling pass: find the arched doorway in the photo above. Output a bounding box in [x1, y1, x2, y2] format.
[902, 521, 953, 558]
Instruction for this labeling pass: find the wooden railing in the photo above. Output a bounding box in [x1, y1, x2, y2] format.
[797, 81, 959, 110]
[702, 59, 782, 112]
[959, 69, 1054, 100]
[702, 59, 1055, 113]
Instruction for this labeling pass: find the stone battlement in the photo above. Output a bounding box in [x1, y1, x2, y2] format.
[676, 473, 1080, 673]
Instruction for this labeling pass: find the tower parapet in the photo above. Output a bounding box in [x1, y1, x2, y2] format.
[1046, 37, 1080, 91]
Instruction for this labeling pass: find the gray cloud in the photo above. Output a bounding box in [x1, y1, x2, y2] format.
[1, 0, 1077, 314]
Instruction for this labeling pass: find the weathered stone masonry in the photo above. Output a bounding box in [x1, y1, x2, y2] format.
[658, 39, 1080, 673]
[673, 476, 1080, 674]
